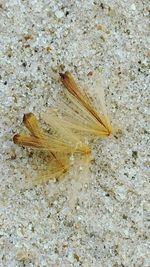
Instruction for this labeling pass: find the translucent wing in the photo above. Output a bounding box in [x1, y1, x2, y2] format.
[58, 71, 113, 137]
[13, 113, 91, 183]
[14, 113, 90, 155]
[13, 113, 70, 182]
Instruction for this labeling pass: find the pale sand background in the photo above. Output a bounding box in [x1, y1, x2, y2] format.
[0, 1, 150, 266]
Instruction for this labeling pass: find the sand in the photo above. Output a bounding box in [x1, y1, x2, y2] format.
[0, 1, 149, 266]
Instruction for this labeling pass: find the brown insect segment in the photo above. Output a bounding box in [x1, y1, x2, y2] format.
[13, 113, 49, 150]
[13, 113, 91, 181]
[13, 113, 70, 178]
[14, 113, 90, 155]
[60, 71, 112, 136]
[13, 134, 49, 150]
[13, 134, 69, 175]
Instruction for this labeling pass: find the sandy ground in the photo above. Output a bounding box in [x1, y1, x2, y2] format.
[0, 1, 150, 266]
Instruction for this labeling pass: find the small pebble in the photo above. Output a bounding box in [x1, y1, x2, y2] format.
[55, 10, 64, 19]
[131, 4, 136, 11]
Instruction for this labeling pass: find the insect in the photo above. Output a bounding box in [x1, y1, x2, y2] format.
[57, 71, 113, 138]
[13, 70, 113, 184]
[13, 113, 91, 183]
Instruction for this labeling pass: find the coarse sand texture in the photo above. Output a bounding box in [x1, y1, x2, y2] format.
[0, 1, 149, 267]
